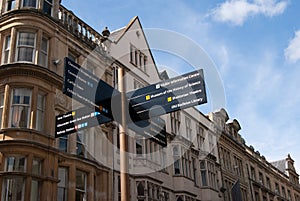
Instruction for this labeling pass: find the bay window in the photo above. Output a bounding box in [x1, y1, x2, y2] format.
[10, 88, 32, 128]
[16, 32, 36, 62]
[2, 35, 11, 64]
[22, 0, 37, 8]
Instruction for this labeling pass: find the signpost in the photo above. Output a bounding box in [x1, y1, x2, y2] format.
[57, 57, 208, 201]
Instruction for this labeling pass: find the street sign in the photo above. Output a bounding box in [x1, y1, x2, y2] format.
[55, 106, 112, 138]
[63, 57, 117, 120]
[58, 58, 208, 148]
[127, 70, 207, 121]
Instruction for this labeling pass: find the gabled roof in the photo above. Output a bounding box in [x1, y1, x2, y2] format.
[109, 16, 161, 80]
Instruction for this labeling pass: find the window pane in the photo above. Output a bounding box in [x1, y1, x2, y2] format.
[38, 38, 48, 68]
[59, 137, 68, 152]
[76, 170, 86, 201]
[6, 0, 16, 11]
[43, 0, 52, 15]
[0, 92, 4, 128]
[2, 177, 25, 201]
[17, 32, 35, 62]
[18, 32, 35, 46]
[30, 180, 40, 201]
[22, 0, 37, 8]
[10, 88, 32, 128]
[58, 167, 68, 201]
[2, 35, 11, 64]
[36, 94, 45, 131]
[6, 156, 26, 172]
[32, 159, 42, 175]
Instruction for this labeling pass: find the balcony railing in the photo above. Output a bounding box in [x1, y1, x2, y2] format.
[58, 5, 107, 50]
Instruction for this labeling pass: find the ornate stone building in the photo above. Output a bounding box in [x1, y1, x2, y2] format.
[209, 109, 300, 201]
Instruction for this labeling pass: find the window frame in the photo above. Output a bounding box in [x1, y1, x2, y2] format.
[38, 36, 49, 68]
[2, 177, 25, 201]
[16, 31, 37, 63]
[57, 167, 68, 201]
[21, 0, 38, 8]
[0, 92, 4, 129]
[5, 0, 16, 12]
[43, 0, 53, 15]
[2, 34, 11, 64]
[75, 170, 87, 201]
[9, 88, 32, 128]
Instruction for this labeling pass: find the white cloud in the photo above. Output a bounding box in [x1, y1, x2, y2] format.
[210, 0, 288, 26]
[285, 30, 300, 63]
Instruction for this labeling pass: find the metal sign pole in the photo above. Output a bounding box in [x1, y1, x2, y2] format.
[118, 67, 130, 201]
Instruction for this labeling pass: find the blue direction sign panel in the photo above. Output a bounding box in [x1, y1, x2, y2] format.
[127, 70, 207, 121]
[63, 57, 118, 120]
[55, 107, 112, 137]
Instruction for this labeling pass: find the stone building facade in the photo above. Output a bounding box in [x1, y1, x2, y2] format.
[0, 1, 299, 201]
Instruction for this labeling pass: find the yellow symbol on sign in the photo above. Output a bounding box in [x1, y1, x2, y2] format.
[146, 95, 150, 100]
[72, 111, 76, 116]
[167, 97, 172, 102]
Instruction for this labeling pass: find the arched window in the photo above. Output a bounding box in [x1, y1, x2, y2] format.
[137, 182, 144, 196]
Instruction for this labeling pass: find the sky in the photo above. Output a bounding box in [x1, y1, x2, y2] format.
[62, 0, 300, 171]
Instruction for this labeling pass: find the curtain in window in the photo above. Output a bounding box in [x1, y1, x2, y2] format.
[17, 32, 35, 62]
[38, 37, 48, 67]
[10, 88, 31, 128]
[5, 0, 16, 11]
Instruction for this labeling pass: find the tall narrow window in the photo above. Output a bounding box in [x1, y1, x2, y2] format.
[185, 117, 192, 140]
[76, 170, 87, 201]
[58, 167, 68, 201]
[16, 32, 36, 62]
[76, 131, 86, 157]
[32, 158, 42, 175]
[173, 146, 180, 175]
[10, 88, 32, 128]
[36, 94, 45, 131]
[30, 179, 40, 201]
[2, 177, 25, 201]
[5, 0, 16, 11]
[43, 0, 53, 15]
[200, 161, 207, 186]
[22, 0, 37, 8]
[0, 92, 4, 128]
[2, 35, 11, 64]
[136, 138, 143, 156]
[38, 37, 49, 68]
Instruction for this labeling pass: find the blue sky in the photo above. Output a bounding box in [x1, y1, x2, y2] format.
[62, 0, 300, 171]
